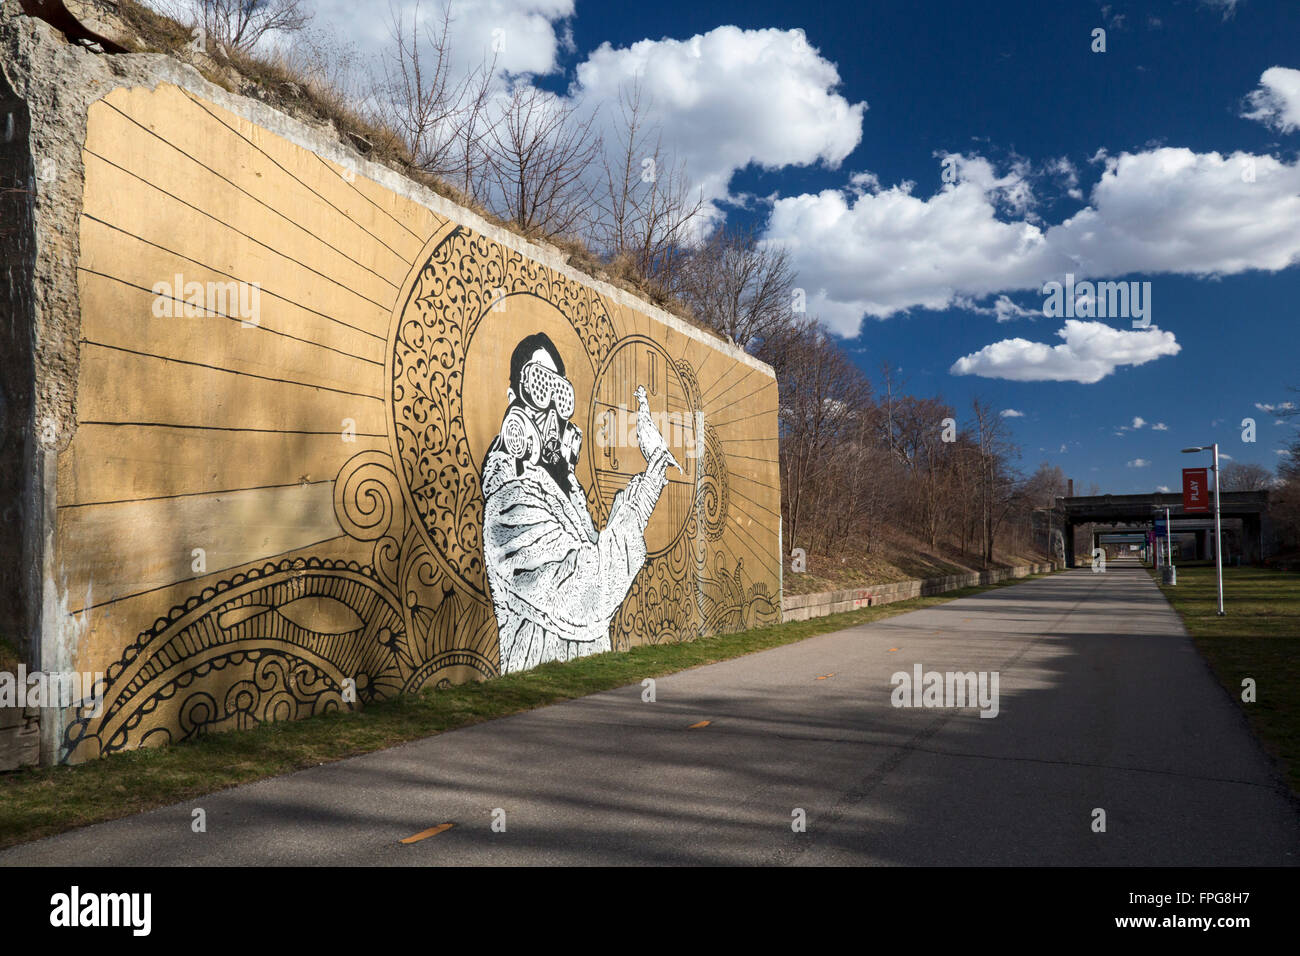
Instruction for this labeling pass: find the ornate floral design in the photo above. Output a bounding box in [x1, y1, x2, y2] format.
[64, 224, 776, 760]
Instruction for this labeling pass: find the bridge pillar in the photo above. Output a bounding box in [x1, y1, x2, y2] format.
[1064, 522, 1076, 568]
[1243, 515, 1261, 564]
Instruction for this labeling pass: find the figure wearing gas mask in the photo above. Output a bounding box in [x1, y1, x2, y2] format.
[481, 333, 673, 673]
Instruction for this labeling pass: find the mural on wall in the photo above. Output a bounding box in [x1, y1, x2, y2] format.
[482, 333, 672, 672]
[57, 85, 781, 762]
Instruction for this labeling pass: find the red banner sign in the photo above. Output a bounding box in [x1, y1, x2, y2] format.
[1183, 467, 1210, 513]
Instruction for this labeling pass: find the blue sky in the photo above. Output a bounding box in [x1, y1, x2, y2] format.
[303, 0, 1300, 492]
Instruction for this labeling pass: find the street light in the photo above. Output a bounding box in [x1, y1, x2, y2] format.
[1182, 444, 1224, 616]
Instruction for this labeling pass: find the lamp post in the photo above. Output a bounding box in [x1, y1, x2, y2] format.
[1182, 444, 1224, 616]
[1154, 501, 1174, 583]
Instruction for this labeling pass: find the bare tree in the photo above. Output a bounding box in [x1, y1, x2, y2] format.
[1219, 462, 1273, 492]
[592, 81, 706, 284]
[677, 225, 796, 351]
[775, 320, 872, 552]
[170, 0, 313, 52]
[482, 86, 603, 237]
[969, 398, 1021, 564]
[376, 1, 498, 194]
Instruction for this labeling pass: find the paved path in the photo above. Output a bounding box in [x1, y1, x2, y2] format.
[4, 565, 1297, 865]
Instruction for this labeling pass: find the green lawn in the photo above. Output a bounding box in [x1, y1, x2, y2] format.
[0, 572, 1055, 849]
[1152, 565, 1300, 793]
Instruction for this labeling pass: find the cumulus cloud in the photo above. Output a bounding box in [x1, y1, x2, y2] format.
[1156, 484, 1171, 492]
[949, 321, 1181, 384]
[308, 0, 576, 80]
[574, 27, 865, 207]
[1132, 416, 1147, 429]
[1256, 401, 1297, 413]
[1128, 459, 1151, 468]
[267, 10, 867, 232]
[1152, 422, 1169, 430]
[765, 146, 1300, 336]
[1243, 67, 1300, 133]
[999, 408, 1025, 418]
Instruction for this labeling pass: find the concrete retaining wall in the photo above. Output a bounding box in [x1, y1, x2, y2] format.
[782, 562, 1061, 622]
[1, 5, 781, 764]
[0, 704, 40, 772]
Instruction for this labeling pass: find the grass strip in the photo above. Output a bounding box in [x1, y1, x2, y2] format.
[1151, 565, 1300, 794]
[0, 571, 1055, 849]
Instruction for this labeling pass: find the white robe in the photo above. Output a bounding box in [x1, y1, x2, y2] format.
[482, 443, 652, 674]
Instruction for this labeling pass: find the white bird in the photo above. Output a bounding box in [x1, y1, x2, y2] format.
[634, 385, 682, 474]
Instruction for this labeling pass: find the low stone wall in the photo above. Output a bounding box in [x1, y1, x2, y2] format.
[782, 562, 1060, 622]
[0, 705, 39, 772]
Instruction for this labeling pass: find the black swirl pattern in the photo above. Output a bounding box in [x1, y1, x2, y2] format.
[63, 222, 776, 761]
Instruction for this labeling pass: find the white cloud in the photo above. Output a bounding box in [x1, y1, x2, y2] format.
[1049, 156, 1083, 200]
[1156, 484, 1171, 492]
[949, 320, 1181, 384]
[1128, 458, 1150, 468]
[575, 27, 866, 207]
[1220, 452, 1235, 461]
[1131, 416, 1147, 429]
[1278, 448, 1293, 457]
[999, 408, 1025, 418]
[765, 145, 1300, 336]
[1256, 401, 1297, 413]
[307, 0, 576, 80]
[1152, 422, 1168, 430]
[252, 8, 867, 235]
[1201, 0, 1243, 19]
[959, 294, 1040, 322]
[1243, 67, 1300, 134]
[1059, 443, 1067, 453]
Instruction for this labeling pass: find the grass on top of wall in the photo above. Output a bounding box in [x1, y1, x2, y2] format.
[0, 572, 1057, 850]
[1151, 565, 1300, 795]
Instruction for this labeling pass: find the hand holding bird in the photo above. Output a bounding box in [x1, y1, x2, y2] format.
[633, 385, 683, 474]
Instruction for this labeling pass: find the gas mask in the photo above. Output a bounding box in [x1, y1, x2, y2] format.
[500, 360, 582, 473]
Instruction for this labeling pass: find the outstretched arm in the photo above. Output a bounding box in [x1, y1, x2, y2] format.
[484, 451, 673, 635]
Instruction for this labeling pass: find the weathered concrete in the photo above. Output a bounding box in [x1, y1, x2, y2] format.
[782, 561, 1059, 622]
[0, 704, 39, 771]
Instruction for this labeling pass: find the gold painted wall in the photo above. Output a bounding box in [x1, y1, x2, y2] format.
[57, 83, 780, 762]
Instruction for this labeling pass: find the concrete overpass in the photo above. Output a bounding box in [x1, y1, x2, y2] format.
[1055, 491, 1271, 567]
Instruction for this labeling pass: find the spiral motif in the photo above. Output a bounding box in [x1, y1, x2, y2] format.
[334, 451, 402, 542]
[695, 422, 729, 541]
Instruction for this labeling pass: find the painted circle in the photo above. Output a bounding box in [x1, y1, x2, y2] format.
[587, 336, 699, 557]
